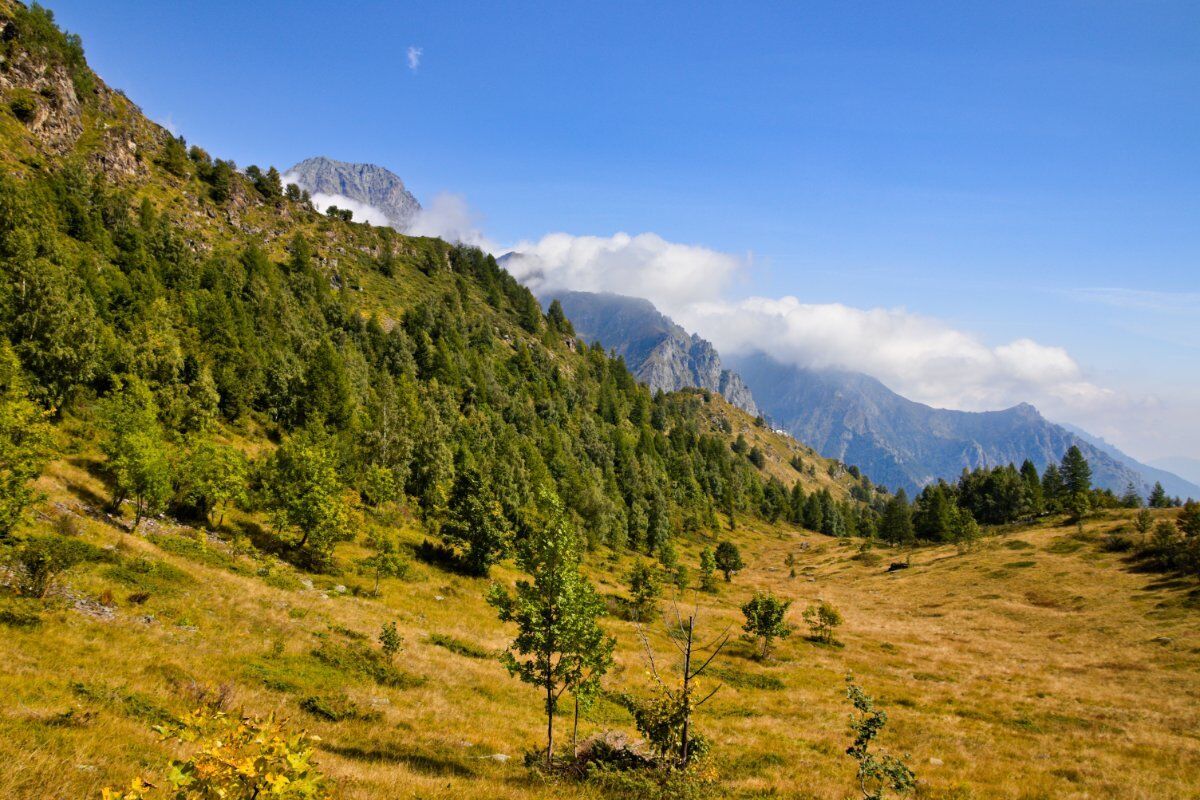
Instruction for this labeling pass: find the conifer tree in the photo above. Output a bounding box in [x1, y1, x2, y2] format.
[440, 457, 510, 576]
[1060, 446, 1092, 496]
[714, 540, 744, 582]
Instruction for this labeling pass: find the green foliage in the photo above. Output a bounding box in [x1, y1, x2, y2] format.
[5, 533, 104, 598]
[880, 490, 913, 546]
[1134, 508, 1153, 535]
[741, 591, 793, 659]
[803, 600, 843, 645]
[428, 632, 492, 659]
[8, 89, 37, 122]
[102, 710, 332, 799]
[0, 342, 52, 539]
[628, 559, 662, 620]
[698, 547, 718, 592]
[98, 378, 172, 529]
[714, 540, 743, 582]
[261, 429, 354, 570]
[439, 456, 510, 576]
[1060, 445, 1092, 497]
[175, 437, 247, 527]
[1177, 500, 1200, 538]
[488, 490, 613, 767]
[379, 621, 403, 659]
[845, 676, 916, 799]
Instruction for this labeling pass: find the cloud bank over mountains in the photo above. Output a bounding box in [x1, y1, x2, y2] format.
[497, 232, 1122, 421]
[288, 179, 1180, 458]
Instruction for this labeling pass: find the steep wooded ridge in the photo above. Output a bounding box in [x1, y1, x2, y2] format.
[0, 0, 871, 557]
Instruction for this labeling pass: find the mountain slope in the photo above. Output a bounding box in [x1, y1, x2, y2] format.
[726, 351, 1184, 497]
[1150, 456, 1200, 489]
[1061, 425, 1200, 500]
[537, 290, 759, 416]
[284, 156, 421, 229]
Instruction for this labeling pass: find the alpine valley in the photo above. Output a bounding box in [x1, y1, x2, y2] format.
[0, 4, 1197, 800]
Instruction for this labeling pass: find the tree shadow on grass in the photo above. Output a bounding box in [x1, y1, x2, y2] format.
[322, 740, 476, 778]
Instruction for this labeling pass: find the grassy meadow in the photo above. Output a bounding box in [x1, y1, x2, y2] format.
[2, 450, 1198, 800]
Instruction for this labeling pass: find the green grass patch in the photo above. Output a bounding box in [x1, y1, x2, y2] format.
[1003, 540, 1035, 550]
[148, 532, 240, 572]
[311, 640, 423, 689]
[1004, 560, 1038, 569]
[428, 633, 492, 660]
[709, 666, 786, 691]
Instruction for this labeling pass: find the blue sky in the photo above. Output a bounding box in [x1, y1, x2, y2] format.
[49, 1, 1200, 460]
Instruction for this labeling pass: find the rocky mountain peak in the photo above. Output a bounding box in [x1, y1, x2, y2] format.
[284, 156, 421, 230]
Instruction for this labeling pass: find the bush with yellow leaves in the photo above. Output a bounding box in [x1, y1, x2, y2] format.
[102, 710, 332, 799]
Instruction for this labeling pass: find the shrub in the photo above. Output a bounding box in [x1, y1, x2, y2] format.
[379, 621, 403, 659]
[299, 693, 380, 723]
[428, 632, 491, 659]
[804, 600, 844, 645]
[845, 675, 916, 799]
[8, 90, 38, 122]
[102, 710, 332, 800]
[6, 534, 105, 598]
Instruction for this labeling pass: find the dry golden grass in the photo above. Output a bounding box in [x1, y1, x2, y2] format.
[2, 458, 1198, 800]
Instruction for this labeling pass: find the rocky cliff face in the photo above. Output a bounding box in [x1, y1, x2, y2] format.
[544, 291, 759, 416]
[284, 157, 421, 230]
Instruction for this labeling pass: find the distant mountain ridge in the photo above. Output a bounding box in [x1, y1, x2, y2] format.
[284, 156, 421, 230]
[541, 291, 1197, 499]
[726, 351, 1200, 498]
[539, 290, 759, 416]
[1060, 424, 1200, 500]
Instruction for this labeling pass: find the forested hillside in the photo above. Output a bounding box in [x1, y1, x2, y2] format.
[0, 0, 880, 573]
[2, 6, 1198, 800]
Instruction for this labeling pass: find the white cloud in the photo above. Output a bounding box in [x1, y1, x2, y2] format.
[677, 296, 1114, 414]
[407, 46, 422, 72]
[498, 228, 1134, 426]
[407, 193, 496, 251]
[501, 232, 746, 312]
[297, 188, 391, 227]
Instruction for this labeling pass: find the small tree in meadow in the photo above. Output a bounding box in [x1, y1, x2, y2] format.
[804, 600, 843, 645]
[628, 559, 662, 620]
[698, 547, 718, 592]
[1134, 508, 1153, 536]
[714, 540, 744, 582]
[845, 675, 916, 799]
[488, 490, 612, 769]
[379, 621, 403, 660]
[741, 591, 792, 659]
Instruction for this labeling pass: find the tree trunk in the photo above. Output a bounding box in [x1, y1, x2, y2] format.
[680, 615, 693, 767]
[545, 676, 555, 769]
[573, 694, 580, 754]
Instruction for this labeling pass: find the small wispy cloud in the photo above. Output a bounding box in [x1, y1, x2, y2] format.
[407, 46, 423, 72]
[158, 114, 179, 136]
[1070, 287, 1200, 314]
